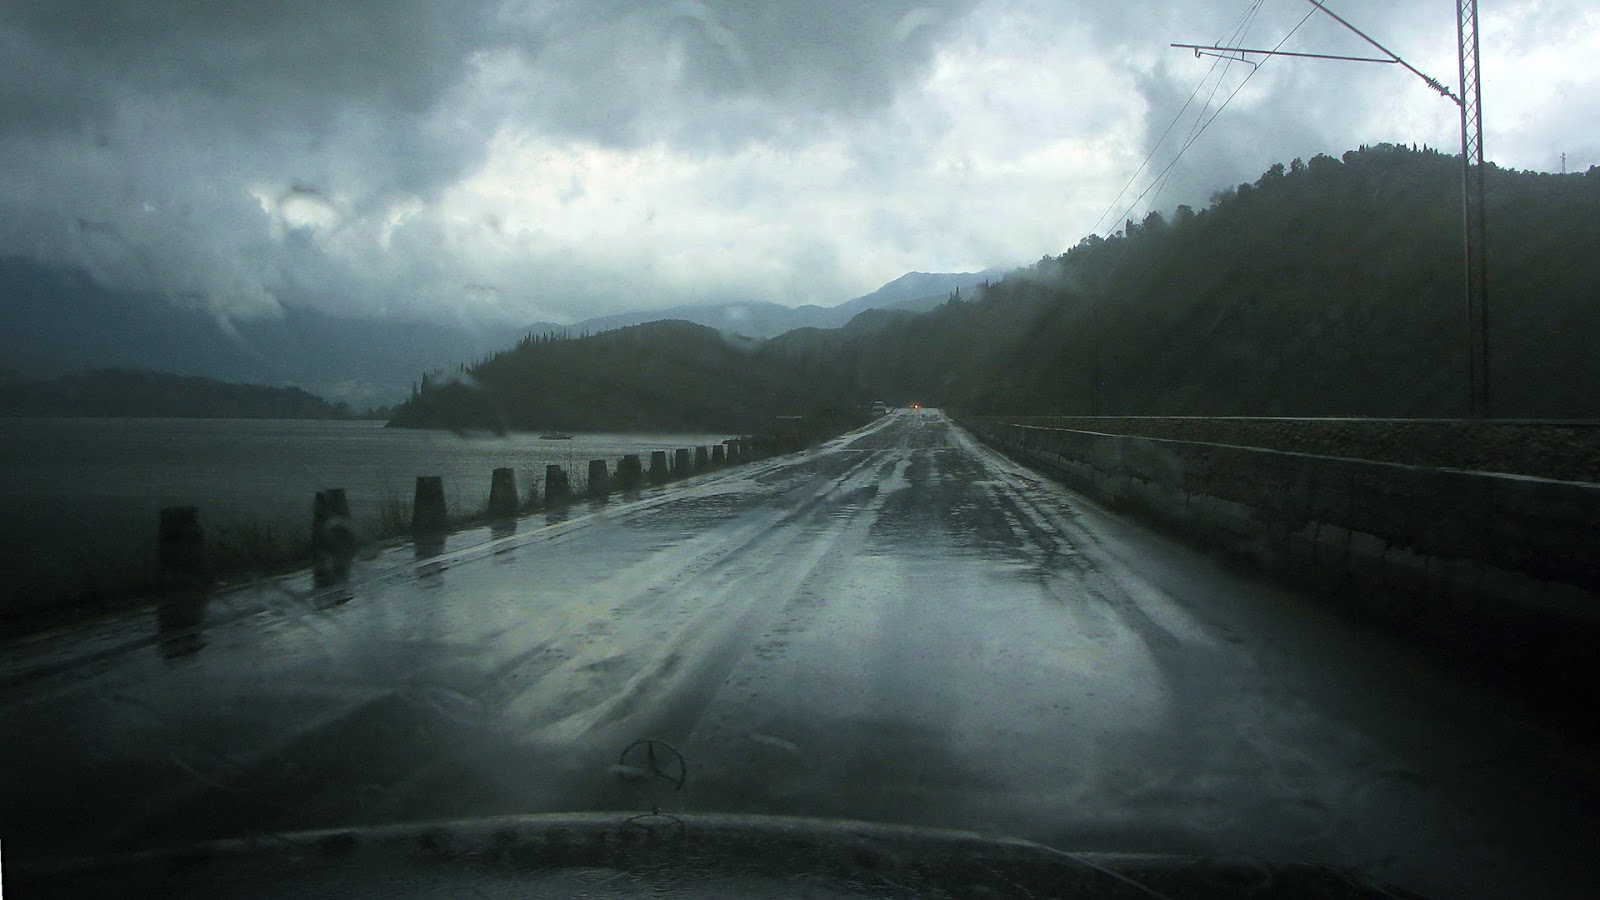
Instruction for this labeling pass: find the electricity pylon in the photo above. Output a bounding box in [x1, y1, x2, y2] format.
[1456, 1, 1488, 418]
[1174, 1, 1490, 417]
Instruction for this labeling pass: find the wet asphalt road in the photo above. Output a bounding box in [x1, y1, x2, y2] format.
[3, 410, 1598, 897]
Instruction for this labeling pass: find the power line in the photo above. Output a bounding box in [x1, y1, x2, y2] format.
[1171, 43, 1395, 64]
[1152, 27, 1256, 208]
[1172, 1, 1459, 104]
[1086, 1, 1264, 238]
[1074, 2, 1294, 416]
[1149, 1, 1490, 416]
[1109, 4, 1319, 233]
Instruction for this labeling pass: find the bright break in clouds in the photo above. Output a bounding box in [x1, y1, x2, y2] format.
[2, 0, 1595, 327]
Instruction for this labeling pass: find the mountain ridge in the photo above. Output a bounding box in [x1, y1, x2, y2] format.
[388, 144, 1600, 431]
[517, 268, 1007, 339]
[0, 257, 515, 407]
[0, 367, 354, 419]
[0, 257, 1006, 405]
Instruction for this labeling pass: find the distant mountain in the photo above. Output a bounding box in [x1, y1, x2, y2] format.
[397, 145, 1600, 429]
[828, 269, 1006, 318]
[0, 256, 1008, 410]
[521, 269, 1007, 340]
[387, 301, 970, 435]
[559, 301, 835, 338]
[0, 257, 518, 407]
[0, 368, 350, 419]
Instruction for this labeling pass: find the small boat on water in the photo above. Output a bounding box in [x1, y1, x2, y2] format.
[539, 432, 574, 440]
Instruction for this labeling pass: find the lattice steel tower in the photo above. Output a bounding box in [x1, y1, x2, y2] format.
[1456, 0, 1488, 417]
[1173, 1, 1493, 417]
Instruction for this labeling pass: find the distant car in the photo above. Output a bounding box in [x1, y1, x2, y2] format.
[870, 401, 888, 416]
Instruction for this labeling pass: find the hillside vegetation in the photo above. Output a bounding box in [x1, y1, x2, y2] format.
[0, 369, 351, 419]
[387, 321, 834, 432]
[937, 143, 1600, 418]
[390, 144, 1600, 432]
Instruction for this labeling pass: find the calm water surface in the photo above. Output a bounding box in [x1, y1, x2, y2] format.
[0, 418, 733, 607]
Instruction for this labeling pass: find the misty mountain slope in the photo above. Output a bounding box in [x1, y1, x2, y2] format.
[0, 260, 244, 378]
[525, 270, 1005, 340]
[0, 369, 348, 419]
[824, 269, 1005, 318]
[0, 254, 1004, 409]
[393, 145, 1600, 429]
[900, 145, 1600, 418]
[556, 302, 836, 340]
[781, 145, 1600, 419]
[0, 258, 520, 406]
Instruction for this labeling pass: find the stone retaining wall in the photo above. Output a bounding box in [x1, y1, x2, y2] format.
[960, 419, 1600, 700]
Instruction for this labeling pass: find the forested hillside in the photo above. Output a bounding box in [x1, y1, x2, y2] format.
[928, 143, 1600, 417]
[386, 321, 835, 432]
[0, 369, 351, 419]
[390, 144, 1600, 431]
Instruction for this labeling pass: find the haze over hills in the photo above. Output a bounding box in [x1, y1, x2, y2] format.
[0, 368, 353, 419]
[0, 258, 514, 408]
[0, 258, 1005, 407]
[19, 144, 1597, 429]
[392, 145, 1600, 432]
[522, 269, 1006, 339]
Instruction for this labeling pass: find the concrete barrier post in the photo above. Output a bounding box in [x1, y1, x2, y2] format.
[487, 467, 519, 519]
[588, 459, 611, 499]
[412, 476, 449, 534]
[311, 488, 355, 587]
[674, 448, 691, 477]
[158, 506, 207, 589]
[649, 450, 669, 485]
[712, 444, 726, 466]
[313, 487, 351, 529]
[157, 505, 209, 657]
[545, 464, 571, 506]
[695, 446, 710, 471]
[618, 454, 644, 490]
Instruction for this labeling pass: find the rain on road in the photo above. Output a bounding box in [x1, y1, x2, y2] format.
[3, 410, 1597, 898]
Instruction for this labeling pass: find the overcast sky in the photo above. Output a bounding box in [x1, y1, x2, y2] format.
[3, 0, 1595, 327]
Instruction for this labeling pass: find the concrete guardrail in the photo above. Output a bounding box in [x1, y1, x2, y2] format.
[959, 418, 1600, 703]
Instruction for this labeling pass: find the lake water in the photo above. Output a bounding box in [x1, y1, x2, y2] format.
[0, 418, 735, 609]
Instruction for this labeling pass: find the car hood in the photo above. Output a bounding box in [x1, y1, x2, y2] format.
[17, 811, 1422, 899]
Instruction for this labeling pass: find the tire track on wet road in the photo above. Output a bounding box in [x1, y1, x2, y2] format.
[7, 411, 1600, 898]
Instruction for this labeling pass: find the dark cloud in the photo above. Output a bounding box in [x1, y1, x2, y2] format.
[479, 0, 977, 149]
[661, 2, 970, 113]
[0, 1, 506, 317]
[3, 1, 487, 121]
[0, 0, 1590, 329]
[2, 0, 496, 203]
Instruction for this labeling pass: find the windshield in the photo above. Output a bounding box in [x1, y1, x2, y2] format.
[3, 3, 1599, 898]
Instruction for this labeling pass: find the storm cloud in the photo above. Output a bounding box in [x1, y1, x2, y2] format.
[2, 0, 1594, 326]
